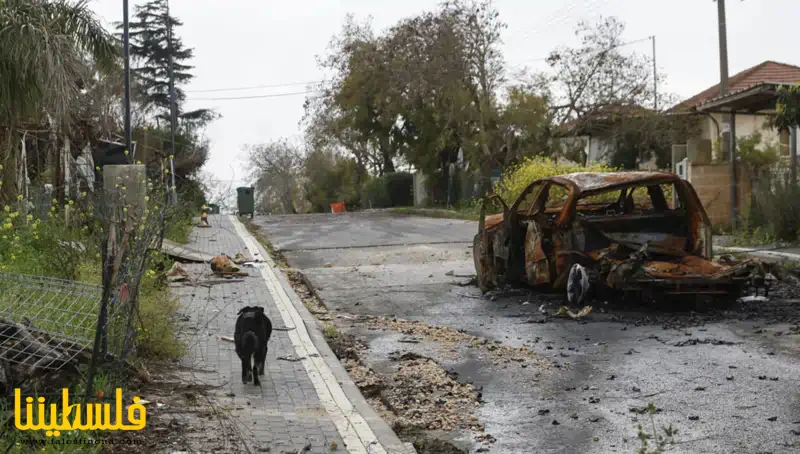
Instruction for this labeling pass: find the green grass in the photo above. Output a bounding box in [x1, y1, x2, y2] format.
[388, 207, 480, 221]
[322, 322, 338, 339]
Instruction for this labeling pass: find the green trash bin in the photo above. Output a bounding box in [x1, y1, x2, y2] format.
[237, 187, 255, 217]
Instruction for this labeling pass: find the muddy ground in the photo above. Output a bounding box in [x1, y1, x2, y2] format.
[254, 212, 800, 454]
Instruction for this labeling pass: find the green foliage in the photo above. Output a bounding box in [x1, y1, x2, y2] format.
[495, 157, 616, 204]
[0, 198, 94, 279]
[0, 0, 116, 123]
[635, 402, 678, 454]
[124, 0, 214, 124]
[304, 149, 365, 212]
[736, 132, 780, 171]
[362, 172, 413, 208]
[745, 176, 800, 243]
[771, 84, 800, 131]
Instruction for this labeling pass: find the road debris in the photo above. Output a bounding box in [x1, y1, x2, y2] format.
[277, 355, 305, 362]
[167, 262, 191, 282]
[553, 305, 593, 320]
[210, 255, 249, 276]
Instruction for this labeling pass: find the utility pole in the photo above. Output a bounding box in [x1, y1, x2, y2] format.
[166, 0, 178, 204]
[716, 0, 736, 228]
[651, 36, 657, 110]
[122, 0, 132, 162]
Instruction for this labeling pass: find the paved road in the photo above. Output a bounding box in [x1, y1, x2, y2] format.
[256, 211, 800, 454]
[167, 215, 411, 454]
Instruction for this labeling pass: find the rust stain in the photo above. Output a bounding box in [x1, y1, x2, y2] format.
[484, 213, 504, 230]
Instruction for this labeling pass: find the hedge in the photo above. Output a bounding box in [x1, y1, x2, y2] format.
[362, 172, 414, 208]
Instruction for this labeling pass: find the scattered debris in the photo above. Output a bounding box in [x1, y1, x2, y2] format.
[672, 338, 739, 347]
[167, 262, 191, 282]
[210, 255, 249, 276]
[218, 336, 235, 343]
[277, 355, 305, 362]
[553, 306, 593, 320]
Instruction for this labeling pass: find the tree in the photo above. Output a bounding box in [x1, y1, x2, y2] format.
[0, 0, 115, 200]
[538, 17, 696, 169]
[305, 17, 401, 176]
[123, 0, 213, 125]
[441, 0, 507, 185]
[772, 84, 800, 131]
[539, 17, 660, 127]
[246, 139, 304, 214]
[498, 85, 552, 164]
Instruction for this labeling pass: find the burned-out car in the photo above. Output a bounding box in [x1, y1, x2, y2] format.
[474, 172, 766, 301]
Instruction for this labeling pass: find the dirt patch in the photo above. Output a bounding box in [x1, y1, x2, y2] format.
[356, 314, 545, 367]
[326, 331, 477, 453]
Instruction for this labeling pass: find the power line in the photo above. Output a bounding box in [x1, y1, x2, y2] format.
[185, 80, 325, 93]
[182, 35, 653, 102]
[188, 90, 322, 101]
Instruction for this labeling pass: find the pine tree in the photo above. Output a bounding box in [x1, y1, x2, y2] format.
[120, 0, 211, 124]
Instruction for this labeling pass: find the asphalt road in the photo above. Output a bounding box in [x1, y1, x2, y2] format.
[254, 211, 800, 454]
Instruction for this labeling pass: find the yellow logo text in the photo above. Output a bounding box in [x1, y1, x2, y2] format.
[13, 388, 146, 436]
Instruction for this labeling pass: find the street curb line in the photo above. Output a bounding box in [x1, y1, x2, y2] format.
[230, 216, 414, 454]
[717, 246, 800, 262]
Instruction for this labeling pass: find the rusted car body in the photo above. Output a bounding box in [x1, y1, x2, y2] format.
[474, 172, 765, 300]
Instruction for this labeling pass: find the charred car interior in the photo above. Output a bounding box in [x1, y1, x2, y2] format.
[474, 172, 767, 301]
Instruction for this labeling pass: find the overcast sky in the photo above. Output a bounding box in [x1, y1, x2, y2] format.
[90, 0, 798, 185]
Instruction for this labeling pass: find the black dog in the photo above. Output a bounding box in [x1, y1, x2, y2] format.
[234, 306, 272, 386]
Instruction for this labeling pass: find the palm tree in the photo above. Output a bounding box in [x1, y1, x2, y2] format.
[0, 0, 116, 199]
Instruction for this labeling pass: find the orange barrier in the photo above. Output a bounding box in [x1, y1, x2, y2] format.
[330, 202, 346, 214]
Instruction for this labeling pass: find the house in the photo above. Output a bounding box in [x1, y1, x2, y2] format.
[668, 60, 800, 227]
[552, 104, 662, 169]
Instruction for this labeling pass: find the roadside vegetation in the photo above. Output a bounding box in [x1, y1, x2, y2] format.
[0, 0, 215, 451]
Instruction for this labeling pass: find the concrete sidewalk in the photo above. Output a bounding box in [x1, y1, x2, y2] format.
[169, 215, 413, 454]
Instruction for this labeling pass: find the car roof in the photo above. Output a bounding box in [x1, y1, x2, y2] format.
[549, 171, 680, 194]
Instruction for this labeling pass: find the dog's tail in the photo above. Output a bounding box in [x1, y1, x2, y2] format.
[242, 331, 258, 353]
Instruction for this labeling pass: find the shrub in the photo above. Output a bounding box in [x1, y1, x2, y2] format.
[304, 151, 364, 212]
[495, 157, 616, 203]
[747, 176, 800, 243]
[362, 172, 413, 208]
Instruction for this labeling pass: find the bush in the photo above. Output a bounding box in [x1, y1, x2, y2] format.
[495, 157, 616, 203]
[304, 152, 364, 212]
[747, 177, 800, 243]
[362, 172, 414, 208]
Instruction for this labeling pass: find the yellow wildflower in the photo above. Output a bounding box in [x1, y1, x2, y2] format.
[26, 214, 32, 221]
[16, 194, 23, 201]
[124, 149, 129, 156]
[3, 205, 9, 212]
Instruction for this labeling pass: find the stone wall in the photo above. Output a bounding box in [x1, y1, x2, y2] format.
[689, 162, 752, 228]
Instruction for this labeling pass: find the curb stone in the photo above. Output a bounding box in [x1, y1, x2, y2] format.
[233, 216, 417, 454]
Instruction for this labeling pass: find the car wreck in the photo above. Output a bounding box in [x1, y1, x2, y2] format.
[474, 172, 767, 301]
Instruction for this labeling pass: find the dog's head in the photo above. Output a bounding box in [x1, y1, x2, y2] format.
[237, 306, 265, 316]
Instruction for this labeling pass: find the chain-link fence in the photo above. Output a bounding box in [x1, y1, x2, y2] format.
[0, 166, 186, 400]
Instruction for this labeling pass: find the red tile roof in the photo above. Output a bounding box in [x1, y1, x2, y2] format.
[670, 61, 800, 112]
